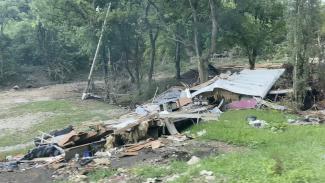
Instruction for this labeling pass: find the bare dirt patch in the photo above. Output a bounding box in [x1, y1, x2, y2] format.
[110, 139, 245, 168]
[0, 167, 53, 183]
[0, 81, 105, 111]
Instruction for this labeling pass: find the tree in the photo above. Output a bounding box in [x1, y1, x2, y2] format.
[287, 0, 321, 108]
[221, 0, 286, 69]
[188, 0, 220, 83]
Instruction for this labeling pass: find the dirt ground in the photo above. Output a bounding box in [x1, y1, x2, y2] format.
[0, 168, 53, 183]
[0, 82, 89, 108]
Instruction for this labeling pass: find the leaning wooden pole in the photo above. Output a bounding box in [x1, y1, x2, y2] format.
[82, 3, 111, 100]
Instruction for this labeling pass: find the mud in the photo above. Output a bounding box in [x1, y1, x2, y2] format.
[0, 168, 53, 183]
[110, 139, 243, 168]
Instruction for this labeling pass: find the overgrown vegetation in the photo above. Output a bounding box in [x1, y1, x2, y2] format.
[1, 1, 324, 92]
[131, 110, 325, 182]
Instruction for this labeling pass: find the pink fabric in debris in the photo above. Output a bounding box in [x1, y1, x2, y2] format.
[227, 99, 257, 109]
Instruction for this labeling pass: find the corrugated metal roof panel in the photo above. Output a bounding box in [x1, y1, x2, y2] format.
[191, 69, 285, 98]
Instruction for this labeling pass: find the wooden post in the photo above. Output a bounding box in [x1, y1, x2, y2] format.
[82, 3, 111, 100]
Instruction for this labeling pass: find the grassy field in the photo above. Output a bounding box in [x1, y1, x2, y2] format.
[130, 109, 325, 183]
[0, 99, 126, 159]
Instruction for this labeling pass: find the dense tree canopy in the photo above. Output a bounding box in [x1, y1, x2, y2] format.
[0, 0, 323, 96]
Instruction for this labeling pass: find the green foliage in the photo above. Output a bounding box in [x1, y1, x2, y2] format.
[220, 0, 286, 67]
[287, 0, 322, 107]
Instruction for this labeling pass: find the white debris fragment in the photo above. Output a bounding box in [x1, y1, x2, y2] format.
[246, 116, 268, 128]
[205, 175, 216, 182]
[159, 110, 170, 115]
[200, 170, 214, 176]
[196, 129, 207, 137]
[144, 177, 160, 183]
[135, 106, 149, 116]
[248, 119, 268, 128]
[166, 174, 180, 182]
[187, 156, 200, 165]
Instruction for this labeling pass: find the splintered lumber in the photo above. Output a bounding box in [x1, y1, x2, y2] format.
[269, 88, 293, 94]
[255, 97, 287, 111]
[121, 139, 164, 157]
[159, 112, 219, 121]
[110, 114, 157, 134]
[164, 118, 179, 135]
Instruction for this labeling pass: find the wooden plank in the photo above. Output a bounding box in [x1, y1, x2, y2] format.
[64, 140, 106, 160]
[160, 113, 202, 119]
[269, 88, 293, 94]
[164, 118, 179, 135]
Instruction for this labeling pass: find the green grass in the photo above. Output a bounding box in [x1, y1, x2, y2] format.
[0, 100, 124, 149]
[87, 168, 116, 182]
[133, 109, 325, 183]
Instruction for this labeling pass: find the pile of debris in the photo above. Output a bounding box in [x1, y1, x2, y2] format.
[1, 65, 324, 181]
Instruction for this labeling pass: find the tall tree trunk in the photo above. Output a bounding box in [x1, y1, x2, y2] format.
[209, 0, 218, 54]
[124, 50, 135, 83]
[148, 29, 158, 84]
[291, 0, 311, 109]
[108, 45, 116, 81]
[135, 37, 141, 91]
[318, 34, 324, 63]
[119, 24, 135, 83]
[0, 54, 3, 78]
[102, 44, 110, 102]
[175, 25, 181, 80]
[175, 39, 181, 80]
[145, 3, 159, 85]
[189, 0, 208, 83]
[248, 48, 257, 70]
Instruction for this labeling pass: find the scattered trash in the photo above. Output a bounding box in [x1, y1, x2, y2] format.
[12, 85, 20, 90]
[255, 97, 287, 111]
[93, 158, 111, 165]
[187, 156, 200, 165]
[22, 144, 64, 160]
[288, 116, 321, 125]
[144, 177, 162, 183]
[4, 65, 323, 183]
[166, 134, 188, 142]
[0, 162, 19, 172]
[246, 116, 268, 128]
